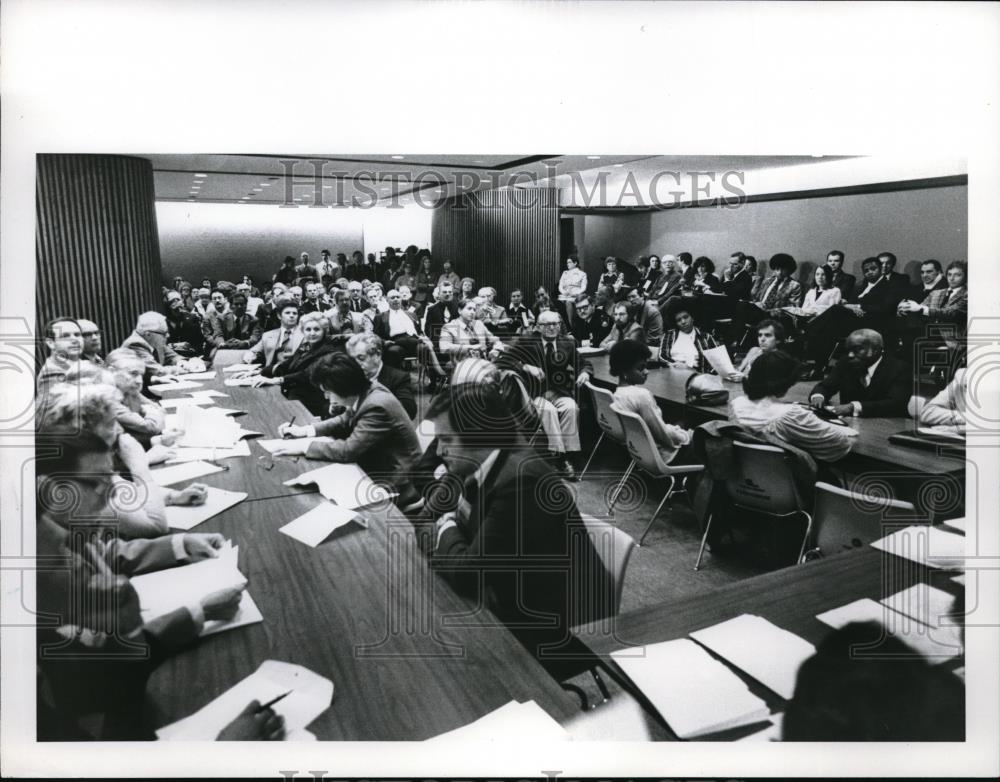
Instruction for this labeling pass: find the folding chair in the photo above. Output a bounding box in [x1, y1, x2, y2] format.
[612, 405, 704, 546]
[581, 382, 635, 514]
[695, 440, 811, 570]
[806, 481, 919, 559]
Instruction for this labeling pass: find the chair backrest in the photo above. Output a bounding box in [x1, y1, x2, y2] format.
[586, 382, 626, 443]
[612, 404, 670, 474]
[813, 481, 920, 555]
[580, 514, 636, 618]
[724, 440, 801, 515]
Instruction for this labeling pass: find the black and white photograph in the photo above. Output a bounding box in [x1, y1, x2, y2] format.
[2, 1, 998, 779]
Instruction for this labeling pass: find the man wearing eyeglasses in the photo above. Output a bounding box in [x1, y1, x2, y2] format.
[77, 319, 105, 366]
[497, 311, 593, 481]
[120, 311, 185, 379]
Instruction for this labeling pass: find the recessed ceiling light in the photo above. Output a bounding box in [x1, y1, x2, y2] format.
[188, 198, 196, 202]
[323, 185, 332, 189]
[261, 182, 272, 187]
[811, 154, 825, 158]
[613, 163, 624, 167]
[390, 155, 405, 160]
[194, 173, 208, 178]
[587, 155, 601, 160]
[253, 188, 262, 192]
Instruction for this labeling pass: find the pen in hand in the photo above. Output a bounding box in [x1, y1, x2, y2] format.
[258, 690, 293, 711]
[282, 416, 296, 439]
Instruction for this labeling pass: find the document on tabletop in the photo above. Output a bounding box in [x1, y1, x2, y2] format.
[149, 380, 205, 394]
[427, 700, 569, 741]
[165, 440, 252, 463]
[150, 460, 225, 486]
[284, 462, 396, 509]
[278, 501, 367, 547]
[164, 487, 247, 530]
[255, 436, 332, 454]
[871, 524, 966, 569]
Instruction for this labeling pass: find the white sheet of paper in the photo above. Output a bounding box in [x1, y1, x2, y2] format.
[188, 390, 229, 399]
[610, 638, 770, 739]
[177, 405, 243, 448]
[881, 584, 959, 630]
[224, 377, 258, 387]
[952, 573, 966, 586]
[577, 346, 606, 356]
[176, 370, 218, 381]
[871, 524, 966, 569]
[149, 380, 204, 394]
[427, 700, 569, 742]
[255, 437, 330, 454]
[165, 440, 252, 463]
[816, 597, 963, 662]
[689, 614, 816, 700]
[284, 462, 395, 509]
[156, 660, 334, 740]
[278, 502, 367, 547]
[150, 460, 225, 486]
[132, 541, 244, 617]
[562, 691, 653, 741]
[164, 488, 247, 530]
[160, 396, 215, 410]
[916, 425, 965, 440]
[702, 345, 738, 378]
[201, 589, 263, 638]
[222, 363, 262, 373]
[942, 517, 966, 534]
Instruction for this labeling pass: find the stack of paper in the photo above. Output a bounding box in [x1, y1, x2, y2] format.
[177, 370, 218, 381]
[871, 525, 966, 569]
[165, 488, 247, 530]
[166, 441, 252, 463]
[150, 460, 225, 487]
[222, 363, 261, 374]
[160, 396, 215, 410]
[284, 462, 395, 509]
[156, 660, 334, 740]
[149, 380, 205, 394]
[816, 598, 963, 662]
[702, 345, 738, 378]
[610, 639, 770, 739]
[224, 377, 258, 387]
[427, 700, 569, 741]
[130, 541, 260, 636]
[279, 501, 367, 547]
[689, 615, 816, 700]
[177, 405, 243, 448]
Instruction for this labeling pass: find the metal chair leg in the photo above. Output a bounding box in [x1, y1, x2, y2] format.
[797, 511, 814, 564]
[607, 460, 635, 515]
[580, 431, 605, 481]
[589, 667, 612, 704]
[638, 475, 675, 547]
[694, 513, 714, 570]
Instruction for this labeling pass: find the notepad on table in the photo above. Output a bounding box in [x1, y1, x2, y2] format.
[224, 377, 258, 387]
[165, 440, 252, 463]
[151, 460, 225, 486]
[427, 700, 569, 741]
[881, 584, 959, 631]
[610, 638, 770, 739]
[284, 462, 395, 510]
[149, 380, 205, 394]
[156, 660, 334, 740]
[177, 405, 243, 448]
[255, 437, 330, 454]
[871, 524, 966, 570]
[689, 614, 816, 700]
[278, 501, 368, 547]
[222, 363, 261, 374]
[164, 487, 247, 530]
[130, 541, 259, 636]
[177, 370, 217, 381]
[816, 597, 963, 661]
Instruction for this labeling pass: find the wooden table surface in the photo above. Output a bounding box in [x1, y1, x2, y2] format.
[587, 354, 966, 476]
[573, 545, 965, 739]
[145, 374, 579, 739]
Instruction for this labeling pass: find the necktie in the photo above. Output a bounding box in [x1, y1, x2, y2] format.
[942, 288, 954, 307]
[272, 330, 289, 366]
[544, 341, 554, 374]
[761, 279, 781, 309]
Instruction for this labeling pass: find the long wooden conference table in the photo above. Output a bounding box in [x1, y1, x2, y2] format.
[144, 374, 579, 740]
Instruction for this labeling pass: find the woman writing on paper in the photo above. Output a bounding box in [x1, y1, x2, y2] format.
[274, 353, 422, 506]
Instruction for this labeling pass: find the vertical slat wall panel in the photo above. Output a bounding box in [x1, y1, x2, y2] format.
[431, 189, 560, 302]
[36, 155, 163, 350]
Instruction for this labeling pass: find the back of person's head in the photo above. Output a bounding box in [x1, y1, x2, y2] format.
[136, 311, 166, 332]
[608, 338, 649, 377]
[36, 428, 112, 478]
[63, 362, 115, 387]
[309, 353, 369, 397]
[743, 350, 801, 400]
[425, 380, 519, 449]
[36, 382, 120, 433]
[783, 621, 964, 741]
[450, 357, 499, 388]
[345, 332, 382, 357]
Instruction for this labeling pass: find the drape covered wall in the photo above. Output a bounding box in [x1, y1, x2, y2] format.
[431, 189, 560, 301]
[36, 155, 163, 349]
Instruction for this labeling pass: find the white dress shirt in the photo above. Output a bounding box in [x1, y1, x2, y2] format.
[388, 309, 418, 337]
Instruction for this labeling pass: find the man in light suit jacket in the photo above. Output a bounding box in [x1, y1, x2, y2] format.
[809, 329, 911, 418]
[242, 298, 303, 367]
[274, 353, 422, 505]
[121, 312, 186, 379]
[895, 261, 967, 366]
[600, 302, 647, 349]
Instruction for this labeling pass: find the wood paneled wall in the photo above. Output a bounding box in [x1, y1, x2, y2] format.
[36, 155, 163, 349]
[431, 189, 560, 301]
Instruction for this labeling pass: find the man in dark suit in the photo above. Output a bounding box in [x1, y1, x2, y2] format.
[299, 282, 331, 315]
[825, 250, 856, 300]
[877, 251, 914, 306]
[210, 292, 260, 350]
[272, 256, 297, 286]
[294, 251, 318, 285]
[652, 254, 684, 306]
[809, 329, 911, 417]
[372, 288, 429, 367]
[345, 332, 417, 418]
[497, 310, 593, 479]
[422, 282, 461, 386]
[804, 257, 897, 367]
[423, 383, 613, 674]
[568, 294, 612, 346]
[722, 251, 755, 301]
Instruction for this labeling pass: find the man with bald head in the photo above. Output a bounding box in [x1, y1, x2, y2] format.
[809, 328, 911, 418]
[121, 311, 184, 377]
